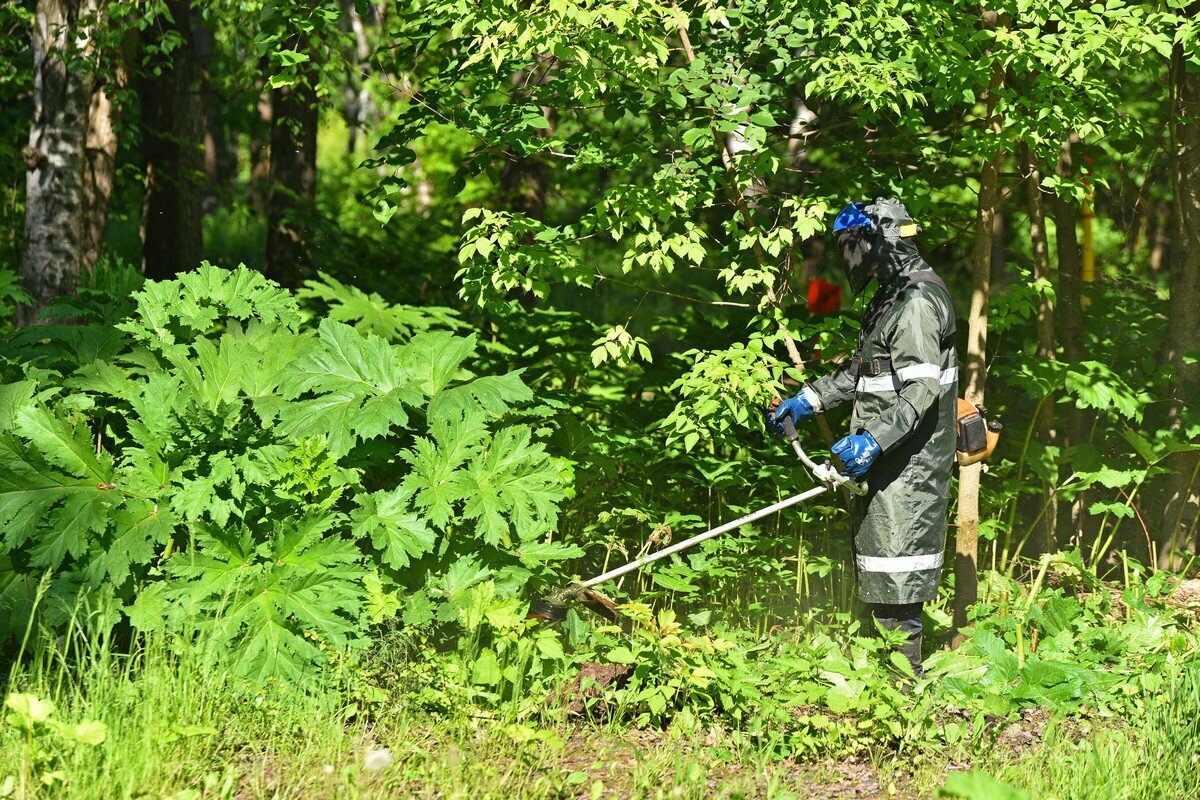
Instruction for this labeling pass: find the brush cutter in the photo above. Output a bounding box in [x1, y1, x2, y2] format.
[528, 414, 867, 623]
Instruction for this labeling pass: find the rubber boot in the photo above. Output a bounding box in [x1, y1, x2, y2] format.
[870, 603, 925, 682]
[894, 622, 924, 680]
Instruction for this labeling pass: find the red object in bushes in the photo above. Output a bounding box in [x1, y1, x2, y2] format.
[807, 278, 842, 314]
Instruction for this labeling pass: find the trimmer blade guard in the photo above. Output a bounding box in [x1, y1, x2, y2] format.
[578, 589, 621, 623]
[526, 587, 623, 625]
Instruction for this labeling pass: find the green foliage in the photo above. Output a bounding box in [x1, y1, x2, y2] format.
[662, 337, 788, 450]
[0, 269, 29, 332]
[369, 554, 1200, 763]
[940, 772, 1031, 800]
[946, 664, 1200, 800]
[297, 272, 465, 341]
[0, 265, 571, 682]
[3, 4, 1199, 793]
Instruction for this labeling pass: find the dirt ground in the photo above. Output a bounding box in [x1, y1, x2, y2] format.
[542, 703, 1054, 800]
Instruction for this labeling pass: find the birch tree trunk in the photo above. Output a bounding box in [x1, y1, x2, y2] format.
[1022, 143, 1059, 554]
[19, 0, 100, 323]
[341, 0, 375, 155]
[954, 55, 1004, 640]
[1159, 41, 1200, 567]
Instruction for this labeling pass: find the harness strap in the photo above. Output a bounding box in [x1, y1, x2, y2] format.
[848, 271, 954, 380]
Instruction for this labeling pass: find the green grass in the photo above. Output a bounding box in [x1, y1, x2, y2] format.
[940, 665, 1200, 800]
[0, 625, 863, 800]
[997, 667, 1200, 800]
[5, 611, 1200, 800]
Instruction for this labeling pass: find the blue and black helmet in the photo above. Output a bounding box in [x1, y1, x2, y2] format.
[834, 198, 919, 240]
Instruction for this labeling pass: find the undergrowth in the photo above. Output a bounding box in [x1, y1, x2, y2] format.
[4, 559, 1199, 798]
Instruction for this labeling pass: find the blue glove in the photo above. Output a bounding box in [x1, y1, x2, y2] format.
[831, 431, 882, 477]
[768, 390, 817, 436]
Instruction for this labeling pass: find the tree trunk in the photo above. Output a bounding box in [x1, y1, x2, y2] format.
[1159, 41, 1200, 567]
[248, 65, 272, 214]
[1022, 143, 1059, 554]
[19, 0, 100, 323]
[341, 0, 374, 155]
[137, 0, 204, 280]
[193, 17, 235, 206]
[82, 79, 119, 272]
[785, 97, 817, 167]
[1051, 134, 1090, 547]
[954, 58, 1005, 642]
[1150, 203, 1170, 274]
[264, 39, 318, 288]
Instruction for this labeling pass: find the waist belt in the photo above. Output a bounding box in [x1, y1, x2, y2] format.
[849, 355, 894, 378]
[848, 332, 956, 380]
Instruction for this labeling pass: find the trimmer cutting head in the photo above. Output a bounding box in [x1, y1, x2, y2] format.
[528, 596, 570, 622]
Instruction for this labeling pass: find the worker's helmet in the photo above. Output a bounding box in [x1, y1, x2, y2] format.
[832, 198, 920, 295]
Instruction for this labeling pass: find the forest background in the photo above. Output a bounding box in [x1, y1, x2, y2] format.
[0, 1, 1199, 798]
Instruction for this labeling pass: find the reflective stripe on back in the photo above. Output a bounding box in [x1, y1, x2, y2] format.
[856, 365, 957, 393]
[856, 552, 944, 572]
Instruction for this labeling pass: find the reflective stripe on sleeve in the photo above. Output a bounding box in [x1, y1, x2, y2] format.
[856, 365, 957, 393]
[856, 552, 944, 572]
[895, 363, 941, 381]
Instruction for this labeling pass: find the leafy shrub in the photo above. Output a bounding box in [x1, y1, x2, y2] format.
[368, 554, 1200, 761]
[0, 265, 574, 681]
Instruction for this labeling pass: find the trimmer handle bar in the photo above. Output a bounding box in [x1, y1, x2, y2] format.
[780, 415, 868, 496]
[527, 404, 865, 622]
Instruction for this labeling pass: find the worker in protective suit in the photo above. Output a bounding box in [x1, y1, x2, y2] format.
[770, 197, 957, 678]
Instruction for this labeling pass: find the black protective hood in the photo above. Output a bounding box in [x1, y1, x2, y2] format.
[836, 198, 922, 295]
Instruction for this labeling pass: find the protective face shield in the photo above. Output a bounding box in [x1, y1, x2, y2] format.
[832, 198, 921, 295]
[833, 201, 877, 296]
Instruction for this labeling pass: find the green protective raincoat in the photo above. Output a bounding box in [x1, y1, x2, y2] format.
[803, 207, 958, 605]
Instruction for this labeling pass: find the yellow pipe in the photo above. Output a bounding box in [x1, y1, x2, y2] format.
[1081, 185, 1095, 284]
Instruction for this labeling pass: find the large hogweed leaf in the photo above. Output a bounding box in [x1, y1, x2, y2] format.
[0, 267, 572, 684]
[399, 410, 564, 547]
[12, 405, 111, 483]
[400, 411, 487, 529]
[154, 514, 365, 683]
[351, 486, 437, 570]
[277, 319, 423, 455]
[461, 425, 561, 547]
[297, 272, 466, 341]
[118, 263, 300, 359]
[0, 391, 169, 583]
[402, 331, 477, 397]
[428, 371, 534, 422]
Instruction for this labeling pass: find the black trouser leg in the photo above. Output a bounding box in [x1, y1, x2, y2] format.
[869, 601, 924, 678]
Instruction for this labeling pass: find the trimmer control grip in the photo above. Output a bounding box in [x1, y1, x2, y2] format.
[781, 415, 800, 443]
